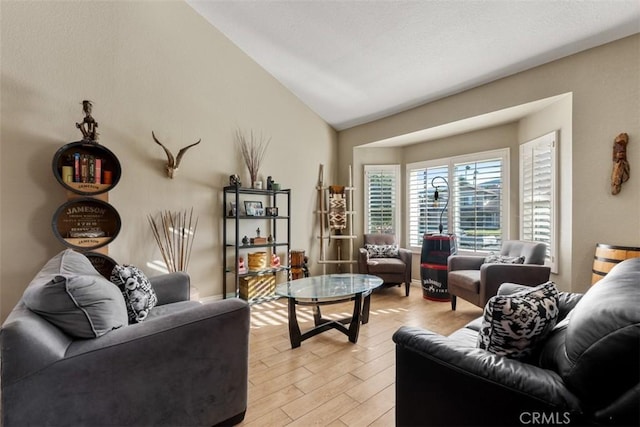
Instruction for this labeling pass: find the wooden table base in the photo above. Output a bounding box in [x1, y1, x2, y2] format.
[286, 292, 372, 348]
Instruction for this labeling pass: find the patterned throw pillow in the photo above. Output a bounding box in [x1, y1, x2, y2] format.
[110, 265, 158, 323]
[366, 244, 399, 258]
[483, 252, 525, 264]
[477, 281, 560, 359]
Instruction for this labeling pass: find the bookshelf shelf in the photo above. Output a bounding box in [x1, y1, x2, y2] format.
[223, 186, 291, 302]
[51, 139, 121, 257]
[52, 141, 121, 196]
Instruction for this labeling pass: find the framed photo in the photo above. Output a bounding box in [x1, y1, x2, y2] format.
[265, 206, 279, 216]
[244, 200, 263, 216]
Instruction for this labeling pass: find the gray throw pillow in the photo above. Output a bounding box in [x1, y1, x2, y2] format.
[22, 249, 128, 338]
[110, 264, 158, 323]
[477, 281, 560, 359]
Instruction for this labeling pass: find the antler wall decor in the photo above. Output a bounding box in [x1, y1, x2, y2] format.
[611, 132, 630, 195]
[152, 131, 201, 178]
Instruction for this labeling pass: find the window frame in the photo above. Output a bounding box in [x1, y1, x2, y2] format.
[363, 164, 401, 236]
[406, 148, 510, 253]
[520, 131, 558, 273]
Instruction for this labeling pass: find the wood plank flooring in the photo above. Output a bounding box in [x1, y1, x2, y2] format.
[239, 284, 483, 426]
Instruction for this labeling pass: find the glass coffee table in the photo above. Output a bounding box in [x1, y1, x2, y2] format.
[275, 274, 384, 348]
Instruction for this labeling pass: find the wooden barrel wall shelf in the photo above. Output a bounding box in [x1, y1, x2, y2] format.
[52, 197, 121, 250]
[52, 141, 121, 196]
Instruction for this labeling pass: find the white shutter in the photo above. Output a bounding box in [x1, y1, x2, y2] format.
[520, 131, 557, 272]
[407, 164, 448, 247]
[364, 165, 400, 235]
[408, 166, 427, 247]
[453, 157, 504, 252]
[408, 149, 508, 252]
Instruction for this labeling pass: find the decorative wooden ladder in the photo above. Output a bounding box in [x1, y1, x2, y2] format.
[316, 164, 357, 274]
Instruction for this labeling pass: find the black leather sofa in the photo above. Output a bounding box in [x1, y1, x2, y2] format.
[393, 257, 640, 426]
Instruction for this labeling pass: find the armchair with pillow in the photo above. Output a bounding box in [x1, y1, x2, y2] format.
[358, 233, 412, 296]
[1, 249, 250, 427]
[394, 257, 640, 426]
[447, 239, 551, 310]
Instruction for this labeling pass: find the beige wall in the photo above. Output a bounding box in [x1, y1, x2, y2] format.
[2, 3, 638, 321]
[340, 35, 640, 293]
[0, 1, 337, 320]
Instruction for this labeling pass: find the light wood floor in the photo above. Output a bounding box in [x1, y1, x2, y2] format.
[239, 284, 483, 427]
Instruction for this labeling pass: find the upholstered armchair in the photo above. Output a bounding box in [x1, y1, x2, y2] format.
[447, 240, 550, 310]
[358, 233, 412, 296]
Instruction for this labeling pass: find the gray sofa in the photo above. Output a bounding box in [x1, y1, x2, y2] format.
[1, 250, 250, 427]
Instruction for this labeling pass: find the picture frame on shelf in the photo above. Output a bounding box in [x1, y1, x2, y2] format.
[244, 200, 263, 216]
[265, 206, 278, 216]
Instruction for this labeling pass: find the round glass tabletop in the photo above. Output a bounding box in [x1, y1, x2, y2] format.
[275, 274, 383, 302]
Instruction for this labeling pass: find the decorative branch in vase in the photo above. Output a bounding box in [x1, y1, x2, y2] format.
[236, 129, 270, 189]
[148, 208, 198, 273]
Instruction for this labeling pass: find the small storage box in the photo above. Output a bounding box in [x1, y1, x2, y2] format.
[240, 275, 275, 300]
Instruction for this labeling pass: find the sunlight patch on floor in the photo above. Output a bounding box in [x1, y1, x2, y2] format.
[249, 299, 412, 330]
[371, 307, 408, 315]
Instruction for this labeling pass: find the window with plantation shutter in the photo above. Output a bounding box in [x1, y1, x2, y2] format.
[453, 156, 505, 252]
[407, 149, 509, 252]
[520, 131, 557, 272]
[407, 163, 448, 247]
[364, 165, 400, 235]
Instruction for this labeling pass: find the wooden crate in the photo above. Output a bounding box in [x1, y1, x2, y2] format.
[240, 275, 275, 300]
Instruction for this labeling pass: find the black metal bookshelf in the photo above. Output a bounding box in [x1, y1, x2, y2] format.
[222, 186, 291, 303]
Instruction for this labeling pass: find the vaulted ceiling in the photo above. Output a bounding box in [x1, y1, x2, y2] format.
[188, 1, 640, 131]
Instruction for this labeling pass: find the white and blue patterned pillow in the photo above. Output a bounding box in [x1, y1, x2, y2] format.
[477, 281, 559, 359]
[110, 265, 158, 323]
[366, 244, 399, 258]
